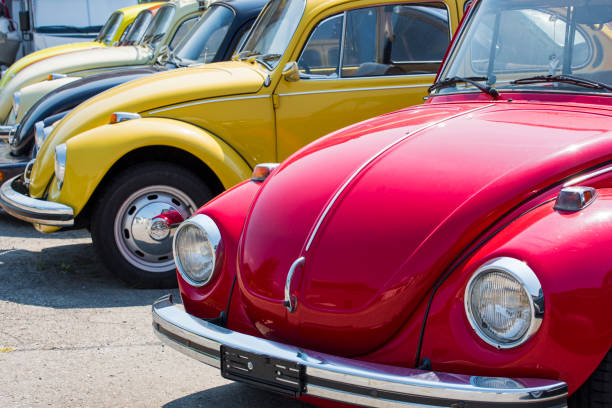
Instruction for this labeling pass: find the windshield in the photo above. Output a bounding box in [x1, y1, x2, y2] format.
[238, 0, 306, 69]
[141, 4, 176, 48]
[174, 5, 235, 64]
[121, 10, 153, 46]
[96, 11, 124, 43]
[435, 0, 612, 95]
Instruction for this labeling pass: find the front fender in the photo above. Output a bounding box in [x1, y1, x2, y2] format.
[366, 189, 612, 394]
[48, 118, 253, 217]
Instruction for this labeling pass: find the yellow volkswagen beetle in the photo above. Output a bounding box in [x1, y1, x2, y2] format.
[0, 3, 165, 90]
[0, 0, 466, 287]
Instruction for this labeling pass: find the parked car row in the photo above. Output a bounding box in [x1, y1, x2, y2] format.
[1, 0, 611, 407]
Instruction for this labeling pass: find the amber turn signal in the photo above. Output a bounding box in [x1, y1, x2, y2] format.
[251, 163, 280, 182]
[554, 186, 597, 212]
[109, 112, 141, 124]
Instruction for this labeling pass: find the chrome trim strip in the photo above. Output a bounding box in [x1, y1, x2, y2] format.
[304, 104, 494, 252]
[564, 165, 612, 187]
[0, 175, 74, 226]
[152, 295, 568, 407]
[279, 83, 429, 98]
[338, 12, 347, 77]
[148, 94, 271, 115]
[464, 257, 544, 350]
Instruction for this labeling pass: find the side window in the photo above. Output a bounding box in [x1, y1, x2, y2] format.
[170, 17, 198, 50]
[297, 14, 343, 78]
[342, 3, 450, 77]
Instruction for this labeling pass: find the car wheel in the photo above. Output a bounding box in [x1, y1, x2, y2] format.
[90, 162, 214, 288]
[569, 348, 611, 407]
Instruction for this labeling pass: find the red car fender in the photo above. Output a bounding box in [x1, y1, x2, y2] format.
[178, 180, 261, 322]
[364, 189, 612, 395]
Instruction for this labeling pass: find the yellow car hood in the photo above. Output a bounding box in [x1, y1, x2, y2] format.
[0, 45, 153, 123]
[0, 41, 103, 89]
[30, 61, 266, 197]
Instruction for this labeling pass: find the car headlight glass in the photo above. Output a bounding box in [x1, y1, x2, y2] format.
[465, 257, 543, 349]
[54, 143, 67, 190]
[173, 214, 222, 287]
[12, 91, 20, 116]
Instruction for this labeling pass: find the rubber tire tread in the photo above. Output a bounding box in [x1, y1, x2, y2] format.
[569, 348, 612, 408]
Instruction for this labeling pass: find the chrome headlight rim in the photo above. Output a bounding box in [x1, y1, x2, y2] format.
[12, 91, 20, 116]
[464, 257, 544, 349]
[54, 143, 67, 190]
[172, 213, 223, 287]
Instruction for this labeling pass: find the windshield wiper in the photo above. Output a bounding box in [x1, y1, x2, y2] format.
[429, 76, 499, 99]
[235, 50, 261, 61]
[510, 75, 612, 92]
[254, 53, 282, 69]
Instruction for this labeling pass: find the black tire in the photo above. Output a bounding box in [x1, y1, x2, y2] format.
[90, 162, 214, 288]
[569, 348, 612, 408]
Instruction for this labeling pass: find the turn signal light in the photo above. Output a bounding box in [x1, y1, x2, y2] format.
[47, 73, 67, 81]
[251, 163, 280, 182]
[554, 186, 597, 212]
[109, 112, 141, 124]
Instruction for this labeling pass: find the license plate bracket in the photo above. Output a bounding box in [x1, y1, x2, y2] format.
[220, 346, 305, 397]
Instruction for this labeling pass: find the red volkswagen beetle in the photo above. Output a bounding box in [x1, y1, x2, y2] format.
[153, 0, 612, 406]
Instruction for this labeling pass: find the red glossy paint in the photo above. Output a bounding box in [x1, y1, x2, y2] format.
[178, 180, 260, 320]
[236, 98, 612, 359]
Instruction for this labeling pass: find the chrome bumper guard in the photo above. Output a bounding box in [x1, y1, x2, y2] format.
[152, 295, 568, 408]
[0, 175, 74, 226]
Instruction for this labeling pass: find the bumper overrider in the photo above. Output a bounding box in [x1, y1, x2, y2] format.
[153, 295, 568, 408]
[0, 175, 74, 226]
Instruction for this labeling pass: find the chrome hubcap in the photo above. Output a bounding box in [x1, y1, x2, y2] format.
[114, 185, 197, 273]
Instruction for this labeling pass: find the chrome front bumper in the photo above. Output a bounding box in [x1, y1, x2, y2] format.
[0, 175, 74, 226]
[152, 295, 568, 408]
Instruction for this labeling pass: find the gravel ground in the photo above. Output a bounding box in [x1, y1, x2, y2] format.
[0, 211, 312, 408]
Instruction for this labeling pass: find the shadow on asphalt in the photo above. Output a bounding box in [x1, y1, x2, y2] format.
[163, 383, 313, 408]
[0, 220, 179, 309]
[0, 210, 90, 240]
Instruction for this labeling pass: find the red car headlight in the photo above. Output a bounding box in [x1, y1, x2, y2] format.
[173, 214, 223, 287]
[465, 257, 544, 349]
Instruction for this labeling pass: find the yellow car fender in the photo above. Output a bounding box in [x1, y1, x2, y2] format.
[48, 118, 253, 217]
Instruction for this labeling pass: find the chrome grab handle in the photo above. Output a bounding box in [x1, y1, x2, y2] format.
[284, 257, 305, 313]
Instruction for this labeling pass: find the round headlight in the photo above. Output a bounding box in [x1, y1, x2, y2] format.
[465, 257, 544, 349]
[173, 214, 222, 287]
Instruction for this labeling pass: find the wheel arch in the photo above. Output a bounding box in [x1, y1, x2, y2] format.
[77, 145, 227, 227]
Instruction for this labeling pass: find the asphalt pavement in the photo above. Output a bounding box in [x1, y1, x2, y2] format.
[0, 210, 313, 407]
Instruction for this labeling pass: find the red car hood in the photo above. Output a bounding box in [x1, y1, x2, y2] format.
[237, 101, 612, 356]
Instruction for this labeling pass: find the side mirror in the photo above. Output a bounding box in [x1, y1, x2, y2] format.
[282, 62, 300, 82]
